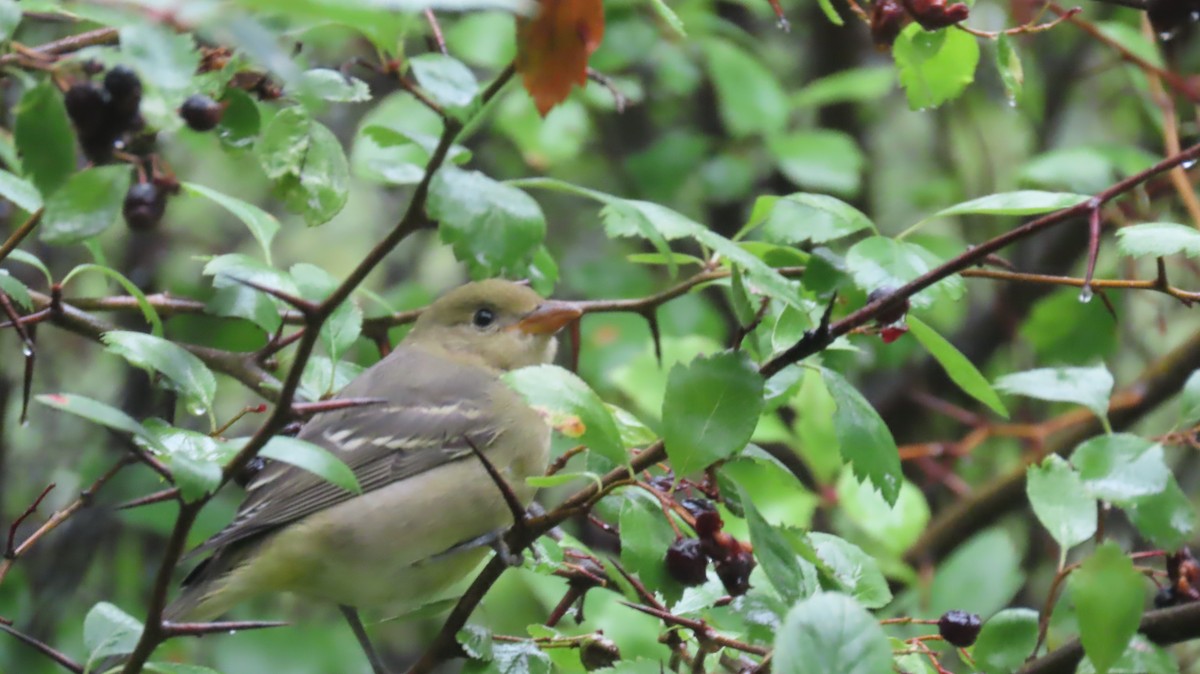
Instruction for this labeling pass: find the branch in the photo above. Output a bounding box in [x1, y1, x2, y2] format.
[1019, 601, 1200, 674]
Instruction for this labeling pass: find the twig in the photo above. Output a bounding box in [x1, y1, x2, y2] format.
[0, 209, 44, 264]
[0, 623, 84, 673]
[4, 484, 55, 557]
[0, 28, 118, 66]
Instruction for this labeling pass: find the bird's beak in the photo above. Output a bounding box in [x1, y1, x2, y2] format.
[514, 300, 583, 335]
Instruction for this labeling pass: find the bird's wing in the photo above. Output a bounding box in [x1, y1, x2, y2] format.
[191, 347, 507, 555]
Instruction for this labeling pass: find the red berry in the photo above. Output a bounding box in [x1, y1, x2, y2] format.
[937, 610, 982, 647]
[665, 538, 709, 586]
[123, 182, 166, 230]
[180, 94, 224, 132]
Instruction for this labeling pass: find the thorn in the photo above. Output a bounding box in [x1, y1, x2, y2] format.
[463, 435, 529, 541]
[164, 619, 288, 637]
[644, 308, 663, 367]
[291, 397, 388, 416]
[114, 487, 180, 510]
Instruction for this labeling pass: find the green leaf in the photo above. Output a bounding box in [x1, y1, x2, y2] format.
[457, 624, 493, 661]
[290, 263, 363, 363]
[893, 24, 980, 110]
[39, 166, 131, 245]
[995, 34, 1024, 103]
[1179, 369, 1200, 426]
[930, 528, 1022, 617]
[1071, 434, 1170, 504]
[428, 167, 546, 277]
[1116, 222, 1200, 259]
[295, 68, 372, 103]
[820, 367, 901, 505]
[460, 639, 550, 674]
[0, 168, 42, 212]
[3, 249, 52, 285]
[62, 263, 164, 337]
[146, 664, 226, 674]
[746, 193, 874, 245]
[935, 190, 1091, 217]
[907, 316, 1008, 417]
[1070, 542, 1144, 674]
[809, 532, 892, 608]
[972, 608, 1039, 674]
[102, 331, 217, 416]
[703, 38, 788, 138]
[1076, 635, 1180, 674]
[257, 106, 349, 226]
[646, 0, 686, 35]
[995, 364, 1113, 425]
[259, 436, 362, 494]
[662, 352, 764, 477]
[118, 24, 199, 96]
[504, 365, 626, 466]
[792, 66, 894, 108]
[409, 54, 479, 110]
[216, 88, 262, 150]
[769, 131, 864, 197]
[0, 269, 32, 310]
[1126, 477, 1196, 550]
[183, 182, 281, 263]
[36, 393, 158, 445]
[743, 492, 817, 606]
[774, 592, 891, 674]
[0, 0, 22, 43]
[844, 236, 963, 309]
[14, 82, 75, 198]
[835, 469, 929, 556]
[203, 254, 297, 333]
[83, 602, 143, 663]
[1027, 455, 1096, 551]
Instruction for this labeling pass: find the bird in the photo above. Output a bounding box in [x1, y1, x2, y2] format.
[164, 279, 580, 662]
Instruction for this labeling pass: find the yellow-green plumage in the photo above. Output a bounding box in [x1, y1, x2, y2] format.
[167, 280, 575, 621]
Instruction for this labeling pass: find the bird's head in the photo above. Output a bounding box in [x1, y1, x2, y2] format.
[409, 279, 581, 371]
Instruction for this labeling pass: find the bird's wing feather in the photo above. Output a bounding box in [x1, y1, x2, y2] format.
[191, 346, 507, 555]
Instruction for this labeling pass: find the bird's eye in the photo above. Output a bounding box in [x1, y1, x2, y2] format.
[472, 307, 495, 328]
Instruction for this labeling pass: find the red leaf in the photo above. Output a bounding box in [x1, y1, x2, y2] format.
[516, 0, 606, 116]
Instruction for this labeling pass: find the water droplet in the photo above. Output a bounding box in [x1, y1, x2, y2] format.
[228, 630, 237, 636]
[1161, 29, 1178, 41]
[21, 346, 32, 358]
[1184, 159, 1197, 170]
[1078, 286, 1094, 303]
[1007, 97, 1018, 108]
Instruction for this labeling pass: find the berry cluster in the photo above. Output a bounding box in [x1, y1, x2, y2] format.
[64, 65, 144, 164]
[665, 499, 755, 596]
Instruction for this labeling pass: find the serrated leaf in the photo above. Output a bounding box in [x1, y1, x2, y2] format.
[995, 364, 1113, 425]
[1027, 455, 1096, 551]
[409, 54, 479, 109]
[1071, 434, 1170, 504]
[103, 331, 217, 416]
[907, 315, 1008, 417]
[296, 68, 372, 102]
[844, 236, 963, 309]
[36, 393, 157, 445]
[935, 190, 1091, 217]
[1116, 222, 1200, 259]
[820, 367, 901, 505]
[893, 24, 979, 110]
[14, 82, 75, 197]
[618, 493, 681, 598]
[809, 532, 892, 608]
[428, 167, 546, 277]
[0, 168, 42, 212]
[0, 269, 32, 310]
[257, 106, 349, 226]
[184, 182, 281, 263]
[973, 608, 1038, 674]
[774, 592, 891, 674]
[1126, 477, 1196, 550]
[742, 492, 816, 605]
[83, 602, 143, 663]
[747, 193, 874, 245]
[504, 364, 625, 465]
[39, 166, 132, 245]
[662, 352, 764, 477]
[1070, 542, 1144, 674]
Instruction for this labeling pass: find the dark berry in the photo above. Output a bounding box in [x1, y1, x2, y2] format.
[665, 538, 709, 587]
[180, 94, 224, 132]
[869, 0, 908, 48]
[1154, 587, 1178, 609]
[694, 509, 724, 540]
[123, 182, 166, 230]
[713, 547, 755, 596]
[867, 287, 909, 325]
[579, 636, 621, 671]
[64, 83, 113, 138]
[681, 498, 715, 518]
[103, 65, 143, 128]
[80, 59, 105, 76]
[937, 610, 982, 648]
